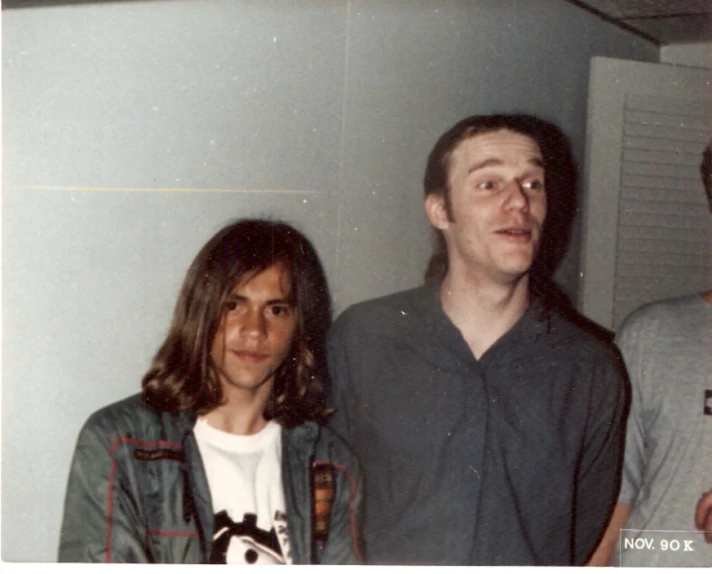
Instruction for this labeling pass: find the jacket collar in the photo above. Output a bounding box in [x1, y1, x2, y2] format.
[283, 420, 320, 449]
[170, 409, 320, 445]
[173, 407, 199, 437]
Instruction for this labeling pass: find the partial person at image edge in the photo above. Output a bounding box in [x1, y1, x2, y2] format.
[588, 141, 712, 567]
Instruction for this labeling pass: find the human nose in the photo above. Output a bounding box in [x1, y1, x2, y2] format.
[240, 308, 267, 339]
[503, 179, 529, 212]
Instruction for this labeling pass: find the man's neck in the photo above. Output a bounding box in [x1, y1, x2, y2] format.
[202, 384, 272, 435]
[440, 269, 530, 360]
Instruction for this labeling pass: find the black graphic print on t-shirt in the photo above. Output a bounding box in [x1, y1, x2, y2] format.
[209, 511, 283, 565]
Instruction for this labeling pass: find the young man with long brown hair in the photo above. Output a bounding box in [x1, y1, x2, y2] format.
[59, 219, 362, 564]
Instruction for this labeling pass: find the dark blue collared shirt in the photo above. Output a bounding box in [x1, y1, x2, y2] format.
[327, 281, 628, 565]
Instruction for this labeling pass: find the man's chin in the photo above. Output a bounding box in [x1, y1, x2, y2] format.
[495, 257, 535, 281]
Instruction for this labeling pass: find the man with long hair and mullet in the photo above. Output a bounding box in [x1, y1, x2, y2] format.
[328, 114, 628, 565]
[59, 219, 363, 565]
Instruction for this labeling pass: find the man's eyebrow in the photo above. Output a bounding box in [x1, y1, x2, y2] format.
[224, 294, 295, 310]
[265, 298, 293, 306]
[467, 156, 544, 174]
[467, 158, 503, 173]
[227, 293, 293, 304]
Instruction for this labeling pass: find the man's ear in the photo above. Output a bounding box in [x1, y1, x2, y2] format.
[425, 193, 449, 231]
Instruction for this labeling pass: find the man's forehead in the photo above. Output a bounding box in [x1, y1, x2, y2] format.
[454, 129, 543, 164]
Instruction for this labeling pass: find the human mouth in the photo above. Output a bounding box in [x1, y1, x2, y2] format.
[495, 227, 533, 241]
[232, 350, 269, 363]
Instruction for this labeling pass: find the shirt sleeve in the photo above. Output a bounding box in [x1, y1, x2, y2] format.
[614, 312, 656, 506]
[58, 415, 149, 563]
[326, 313, 358, 443]
[323, 315, 366, 564]
[574, 351, 630, 565]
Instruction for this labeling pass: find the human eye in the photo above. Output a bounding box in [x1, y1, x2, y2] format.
[268, 304, 292, 318]
[523, 178, 545, 192]
[474, 178, 499, 192]
[224, 297, 241, 312]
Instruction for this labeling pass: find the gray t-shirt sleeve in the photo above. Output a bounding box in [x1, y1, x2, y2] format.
[615, 310, 657, 505]
[611, 295, 712, 566]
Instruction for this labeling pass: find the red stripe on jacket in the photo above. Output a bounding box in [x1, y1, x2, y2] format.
[105, 437, 185, 562]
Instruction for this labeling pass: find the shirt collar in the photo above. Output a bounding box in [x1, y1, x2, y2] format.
[418, 278, 550, 342]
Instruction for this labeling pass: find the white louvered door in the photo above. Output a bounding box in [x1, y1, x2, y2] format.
[580, 57, 712, 331]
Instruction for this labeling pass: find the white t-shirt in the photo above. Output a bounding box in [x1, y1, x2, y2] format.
[194, 418, 292, 564]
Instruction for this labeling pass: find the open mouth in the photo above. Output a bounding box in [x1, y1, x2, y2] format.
[497, 229, 531, 237]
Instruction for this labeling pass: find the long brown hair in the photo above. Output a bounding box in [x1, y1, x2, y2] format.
[141, 219, 332, 428]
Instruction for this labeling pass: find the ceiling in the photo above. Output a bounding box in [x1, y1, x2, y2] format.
[3, 0, 712, 46]
[567, 0, 712, 45]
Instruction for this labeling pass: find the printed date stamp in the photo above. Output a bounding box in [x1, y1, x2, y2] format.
[622, 536, 694, 552]
[618, 529, 710, 567]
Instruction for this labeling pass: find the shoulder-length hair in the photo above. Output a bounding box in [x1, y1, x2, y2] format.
[141, 219, 332, 428]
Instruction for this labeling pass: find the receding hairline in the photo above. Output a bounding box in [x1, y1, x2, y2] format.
[465, 156, 545, 175]
[445, 129, 544, 185]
